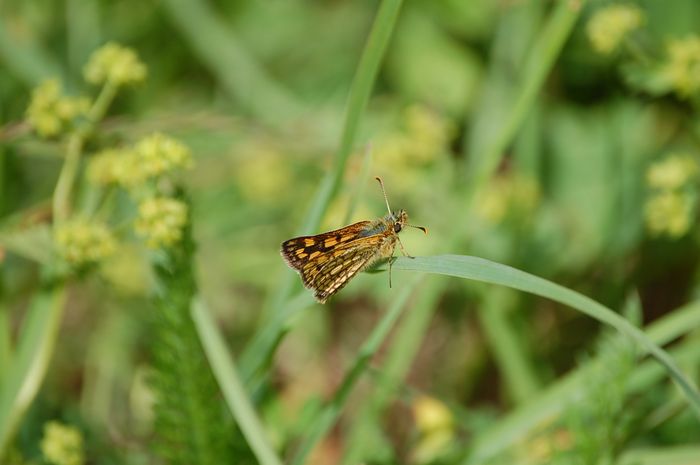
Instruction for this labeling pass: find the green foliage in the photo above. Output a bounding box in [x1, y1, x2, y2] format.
[3, 0, 700, 464]
[149, 206, 235, 464]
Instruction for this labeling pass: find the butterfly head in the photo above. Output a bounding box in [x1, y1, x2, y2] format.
[391, 209, 408, 233]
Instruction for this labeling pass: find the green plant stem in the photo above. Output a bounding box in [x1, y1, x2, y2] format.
[289, 277, 418, 465]
[52, 80, 117, 222]
[240, 0, 406, 384]
[392, 255, 700, 417]
[191, 299, 283, 465]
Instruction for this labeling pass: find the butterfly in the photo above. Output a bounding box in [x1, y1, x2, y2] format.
[281, 177, 427, 303]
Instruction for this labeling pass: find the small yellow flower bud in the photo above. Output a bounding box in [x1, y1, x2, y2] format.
[55, 218, 117, 266]
[411, 395, 455, 463]
[26, 79, 89, 138]
[40, 421, 85, 465]
[645, 191, 693, 238]
[134, 132, 193, 179]
[660, 36, 700, 98]
[87, 148, 132, 185]
[84, 42, 147, 86]
[134, 197, 188, 248]
[413, 395, 453, 434]
[587, 4, 644, 54]
[646, 154, 698, 190]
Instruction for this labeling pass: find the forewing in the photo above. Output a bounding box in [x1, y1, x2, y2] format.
[280, 221, 371, 270]
[311, 235, 385, 303]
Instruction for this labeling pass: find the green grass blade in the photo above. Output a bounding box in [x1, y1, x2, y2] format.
[0, 285, 67, 458]
[464, 341, 700, 465]
[392, 255, 700, 417]
[289, 276, 418, 465]
[191, 298, 283, 465]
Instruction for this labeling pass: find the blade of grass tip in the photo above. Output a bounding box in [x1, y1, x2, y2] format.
[241, 0, 406, 383]
[341, 277, 442, 465]
[342, 144, 374, 225]
[392, 255, 700, 417]
[289, 276, 418, 465]
[0, 285, 67, 458]
[463, 0, 581, 195]
[161, 0, 303, 124]
[191, 298, 283, 465]
[461, 301, 700, 464]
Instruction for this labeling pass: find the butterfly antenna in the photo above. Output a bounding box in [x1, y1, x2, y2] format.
[408, 224, 428, 234]
[375, 177, 393, 217]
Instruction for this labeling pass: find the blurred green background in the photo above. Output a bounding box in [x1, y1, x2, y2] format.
[2, 0, 700, 464]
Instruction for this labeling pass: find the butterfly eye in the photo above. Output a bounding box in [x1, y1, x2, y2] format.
[394, 223, 402, 233]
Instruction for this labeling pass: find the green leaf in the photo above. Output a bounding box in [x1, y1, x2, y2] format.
[391, 255, 700, 417]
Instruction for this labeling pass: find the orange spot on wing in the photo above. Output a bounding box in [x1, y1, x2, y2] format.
[304, 238, 315, 247]
[309, 251, 321, 259]
[324, 238, 338, 247]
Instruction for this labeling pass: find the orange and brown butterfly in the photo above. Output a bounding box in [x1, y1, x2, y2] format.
[281, 177, 427, 303]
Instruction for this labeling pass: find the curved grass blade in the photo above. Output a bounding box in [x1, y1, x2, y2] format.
[0, 285, 66, 458]
[191, 298, 283, 465]
[460, 300, 700, 464]
[391, 255, 700, 417]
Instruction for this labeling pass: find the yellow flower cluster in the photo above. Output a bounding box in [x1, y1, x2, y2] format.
[25, 79, 90, 138]
[587, 4, 644, 54]
[54, 218, 116, 266]
[475, 174, 541, 225]
[135, 197, 188, 248]
[645, 191, 693, 238]
[411, 395, 454, 463]
[646, 153, 698, 190]
[84, 42, 147, 86]
[644, 153, 699, 238]
[40, 421, 85, 465]
[660, 35, 700, 97]
[87, 133, 192, 189]
[134, 132, 193, 178]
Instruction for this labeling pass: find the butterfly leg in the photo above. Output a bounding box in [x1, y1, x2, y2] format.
[397, 237, 415, 259]
[388, 251, 395, 288]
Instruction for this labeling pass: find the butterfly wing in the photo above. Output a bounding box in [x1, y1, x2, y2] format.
[280, 221, 372, 271]
[311, 234, 386, 303]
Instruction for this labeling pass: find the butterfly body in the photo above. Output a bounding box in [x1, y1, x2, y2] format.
[281, 210, 409, 303]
